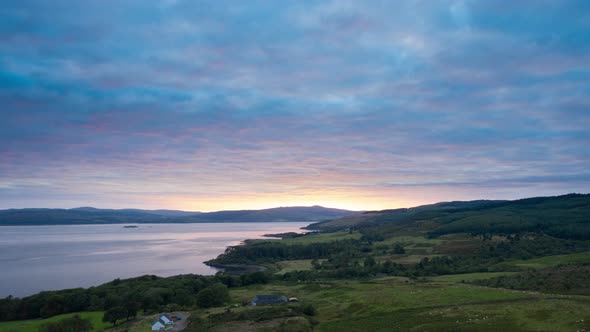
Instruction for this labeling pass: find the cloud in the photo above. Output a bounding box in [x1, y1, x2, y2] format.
[0, 0, 589, 210]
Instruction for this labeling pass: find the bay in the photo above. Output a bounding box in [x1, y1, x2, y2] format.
[0, 222, 309, 297]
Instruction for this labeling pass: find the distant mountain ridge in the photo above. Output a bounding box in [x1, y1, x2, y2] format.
[0, 206, 357, 226]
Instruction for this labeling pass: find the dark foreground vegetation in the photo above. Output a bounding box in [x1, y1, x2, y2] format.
[0, 273, 271, 322]
[1, 194, 589, 331]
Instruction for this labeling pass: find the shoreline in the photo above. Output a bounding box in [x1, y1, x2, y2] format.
[1, 222, 311, 298]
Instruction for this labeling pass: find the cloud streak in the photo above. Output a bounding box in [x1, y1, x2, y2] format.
[1, 0, 589, 211]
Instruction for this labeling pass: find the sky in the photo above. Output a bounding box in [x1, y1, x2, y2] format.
[1, 0, 590, 212]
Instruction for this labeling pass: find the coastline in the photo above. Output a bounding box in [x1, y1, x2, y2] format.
[0, 222, 310, 298]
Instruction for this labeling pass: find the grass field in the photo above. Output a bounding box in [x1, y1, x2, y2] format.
[0, 312, 109, 332]
[274, 259, 316, 274]
[279, 231, 361, 245]
[189, 276, 590, 331]
[317, 298, 590, 331]
[498, 252, 590, 269]
[430, 272, 519, 283]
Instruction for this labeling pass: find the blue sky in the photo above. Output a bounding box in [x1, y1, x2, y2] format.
[1, 0, 589, 211]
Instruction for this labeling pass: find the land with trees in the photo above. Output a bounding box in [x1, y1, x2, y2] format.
[0, 206, 356, 226]
[0, 194, 589, 331]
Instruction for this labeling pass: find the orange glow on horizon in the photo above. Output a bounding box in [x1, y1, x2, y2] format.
[146, 189, 449, 212]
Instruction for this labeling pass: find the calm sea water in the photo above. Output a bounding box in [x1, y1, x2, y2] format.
[0, 222, 309, 297]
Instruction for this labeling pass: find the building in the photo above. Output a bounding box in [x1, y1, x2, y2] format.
[160, 314, 173, 324]
[151, 314, 174, 331]
[151, 318, 166, 331]
[251, 294, 288, 306]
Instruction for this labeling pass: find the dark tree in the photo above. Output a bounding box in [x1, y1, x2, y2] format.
[364, 256, 376, 267]
[302, 304, 317, 316]
[196, 283, 229, 308]
[124, 301, 139, 321]
[103, 306, 127, 326]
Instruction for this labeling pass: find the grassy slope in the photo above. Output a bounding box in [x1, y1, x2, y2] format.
[308, 194, 590, 238]
[0, 312, 108, 332]
[189, 278, 589, 331]
[254, 231, 361, 245]
[190, 230, 590, 330]
[429, 272, 519, 282]
[498, 251, 590, 269]
[274, 259, 316, 274]
[203, 215, 589, 331]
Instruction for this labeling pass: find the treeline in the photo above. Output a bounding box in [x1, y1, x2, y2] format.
[429, 219, 590, 240]
[473, 264, 590, 295]
[208, 227, 392, 267]
[309, 193, 590, 240]
[281, 236, 590, 280]
[207, 239, 366, 265]
[426, 194, 590, 240]
[0, 272, 270, 322]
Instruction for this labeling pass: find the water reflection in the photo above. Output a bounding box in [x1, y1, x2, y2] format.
[0, 222, 309, 297]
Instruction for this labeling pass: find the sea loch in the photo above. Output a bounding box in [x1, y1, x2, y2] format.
[0, 222, 309, 297]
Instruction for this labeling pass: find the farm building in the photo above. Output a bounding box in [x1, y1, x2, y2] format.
[151, 318, 166, 331]
[160, 314, 173, 324]
[151, 314, 174, 331]
[251, 294, 288, 306]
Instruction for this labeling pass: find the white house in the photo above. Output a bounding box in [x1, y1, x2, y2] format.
[159, 314, 173, 325]
[151, 318, 166, 331]
[151, 314, 174, 331]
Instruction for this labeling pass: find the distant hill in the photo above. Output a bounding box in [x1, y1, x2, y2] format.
[0, 206, 357, 226]
[174, 206, 356, 223]
[70, 207, 201, 217]
[306, 193, 590, 240]
[306, 199, 505, 230]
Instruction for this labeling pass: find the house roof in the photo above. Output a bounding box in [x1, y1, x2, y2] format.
[252, 294, 287, 305]
[254, 294, 283, 300]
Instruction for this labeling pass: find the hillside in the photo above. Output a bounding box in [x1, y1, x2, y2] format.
[305, 199, 505, 230]
[307, 194, 590, 240]
[175, 206, 357, 223]
[0, 206, 356, 226]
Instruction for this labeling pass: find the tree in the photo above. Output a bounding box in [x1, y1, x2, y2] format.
[196, 283, 229, 308]
[364, 256, 376, 267]
[64, 290, 90, 312]
[311, 259, 321, 270]
[103, 294, 122, 310]
[393, 244, 406, 254]
[103, 306, 127, 326]
[40, 295, 65, 318]
[302, 304, 316, 316]
[124, 301, 139, 321]
[171, 289, 193, 307]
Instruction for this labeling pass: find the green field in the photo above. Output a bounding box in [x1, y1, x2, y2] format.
[499, 252, 590, 269]
[188, 276, 590, 331]
[251, 231, 361, 246]
[0, 312, 108, 332]
[274, 259, 316, 274]
[280, 231, 361, 245]
[318, 298, 590, 331]
[430, 272, 519, 283]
